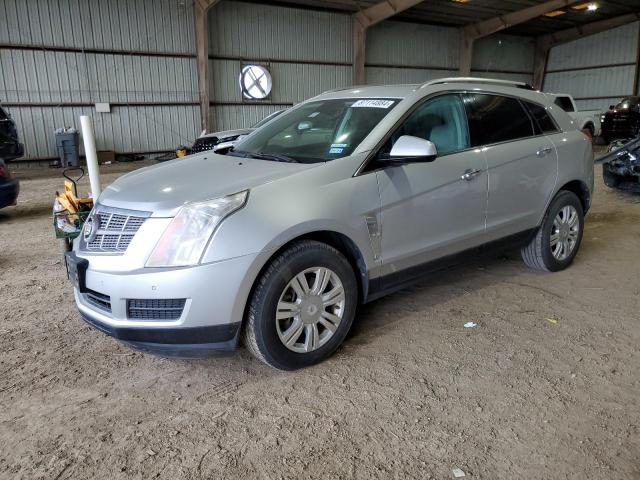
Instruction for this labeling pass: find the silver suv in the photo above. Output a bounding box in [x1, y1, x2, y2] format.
[67, 78, 594, 370]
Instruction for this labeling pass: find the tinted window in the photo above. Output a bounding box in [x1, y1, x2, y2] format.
[524, 101, 559, 134]
[382, 94, 470, 156]
[463, 94, 534, 146]
[0, 107, 7, 120]
[554, 96, 575, 112]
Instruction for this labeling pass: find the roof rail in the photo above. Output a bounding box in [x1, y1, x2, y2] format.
[422, 77, 535, 90]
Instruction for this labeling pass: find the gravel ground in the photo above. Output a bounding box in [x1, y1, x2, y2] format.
[0, 159, 638, 480]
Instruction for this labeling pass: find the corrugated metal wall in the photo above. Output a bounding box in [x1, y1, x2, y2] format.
[365, 21, 458, 84]
[0, 0, 199, 160]
[545, 22, 640, 111]
[472, 34, 534, 84]
[208, 1, 352, 130]
[13, 0, 630, 160]
[365, 22, 533, 85]
[207, 3, 535, 131]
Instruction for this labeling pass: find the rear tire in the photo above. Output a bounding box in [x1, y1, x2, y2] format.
[243, 240, 358, 370]
[521, 191, 584, 272]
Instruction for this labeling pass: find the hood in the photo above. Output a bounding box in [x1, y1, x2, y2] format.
[605, 108, 635, 117]
[99, 152, 317, 216]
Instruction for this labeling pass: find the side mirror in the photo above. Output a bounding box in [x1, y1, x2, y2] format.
[609, 105, 615, 110]
[385, 135, 437, 163]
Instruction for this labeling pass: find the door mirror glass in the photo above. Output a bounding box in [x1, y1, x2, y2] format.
[387, 135, 437, 162]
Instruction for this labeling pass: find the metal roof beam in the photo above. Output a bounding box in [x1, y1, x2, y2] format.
[538, 11, 640, 48]
[353, 0, 426, 29]
[353, 0, 425, 84]
[464, 0, 576, 40]
[459, 0, 575, 75]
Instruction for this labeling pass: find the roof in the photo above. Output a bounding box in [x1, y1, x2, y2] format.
[240, 0, 640, 36]
[316, 84, 420, 100]
[315, 77, 548, 102]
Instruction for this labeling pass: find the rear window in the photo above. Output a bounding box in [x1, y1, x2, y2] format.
[523, 101, 560, 134]
[463, 93, 535, 146]
[554, 96, 575, 112]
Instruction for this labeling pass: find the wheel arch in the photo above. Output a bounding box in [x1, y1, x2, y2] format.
[239, 230, 371, 330]
[558, 179, 591, 213]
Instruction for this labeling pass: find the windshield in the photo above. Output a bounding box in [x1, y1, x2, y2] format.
[231, 98, 399, 163]
[615, 97, 640, 110]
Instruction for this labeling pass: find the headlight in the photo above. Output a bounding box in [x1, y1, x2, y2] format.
[146, 191, 248, 267]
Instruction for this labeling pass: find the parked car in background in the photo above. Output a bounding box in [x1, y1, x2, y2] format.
[0, 104, 22, 209]
[0, 158, 19, 209]
[67, 78, 593, 370]
[549, 94, 601, 138]
[0, 104, 24, 162]
[191, 109, 286, 154]
[600, 96, 640, 144]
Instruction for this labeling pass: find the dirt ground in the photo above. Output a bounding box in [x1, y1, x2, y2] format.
[0, 158, 638, 480]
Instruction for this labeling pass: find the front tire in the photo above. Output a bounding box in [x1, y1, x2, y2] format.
[243, 240, 358, 370]
[521, 191, 584, 272]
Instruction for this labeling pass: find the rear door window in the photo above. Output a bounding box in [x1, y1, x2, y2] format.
[463, 93, 535, 146]
[523, 101, 560, 134]
[0, 107, 7, 120]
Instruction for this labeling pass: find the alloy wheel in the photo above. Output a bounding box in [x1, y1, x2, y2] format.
[550, 205, 580, 261]
[275, 267, 345, 353]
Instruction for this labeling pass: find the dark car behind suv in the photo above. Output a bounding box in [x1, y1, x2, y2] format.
[601, 96, 640, 143]
[0, 104, 22, 208]
[0, 158, 19, 208]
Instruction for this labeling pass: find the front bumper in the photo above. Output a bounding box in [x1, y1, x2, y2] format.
[0, 178, 19, 208]
[79, 309, 240, 356]
[73, 251, 261, 356]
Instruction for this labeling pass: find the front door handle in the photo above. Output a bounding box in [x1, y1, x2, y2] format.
[536, 147, 553, 157]
[461, 168, 483, 181]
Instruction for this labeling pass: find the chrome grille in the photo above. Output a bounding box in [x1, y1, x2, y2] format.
[127, 298, 186, 320]
[82, 206, 150, 253]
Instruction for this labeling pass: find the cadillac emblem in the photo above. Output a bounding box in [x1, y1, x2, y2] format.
[83, 213, 100, 243]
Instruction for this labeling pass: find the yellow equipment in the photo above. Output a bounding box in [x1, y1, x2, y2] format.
[53, 167, 94, 251]
[176, 146, 189, 157]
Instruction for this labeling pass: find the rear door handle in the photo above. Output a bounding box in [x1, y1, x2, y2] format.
[461, 168, 483, 181]
[536, 147, 553, 157]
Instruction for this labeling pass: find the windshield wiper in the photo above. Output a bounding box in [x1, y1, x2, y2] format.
[225, 149, 299, 163]
[247, 152, 299, 163]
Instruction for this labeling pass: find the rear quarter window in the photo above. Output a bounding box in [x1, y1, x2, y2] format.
[523, 101, 560, 134]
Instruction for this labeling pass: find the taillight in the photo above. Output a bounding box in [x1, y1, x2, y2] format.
[0, 165, 7, 178]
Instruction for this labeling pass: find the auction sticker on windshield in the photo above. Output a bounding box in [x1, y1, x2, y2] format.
[351, 99, 395, 109]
